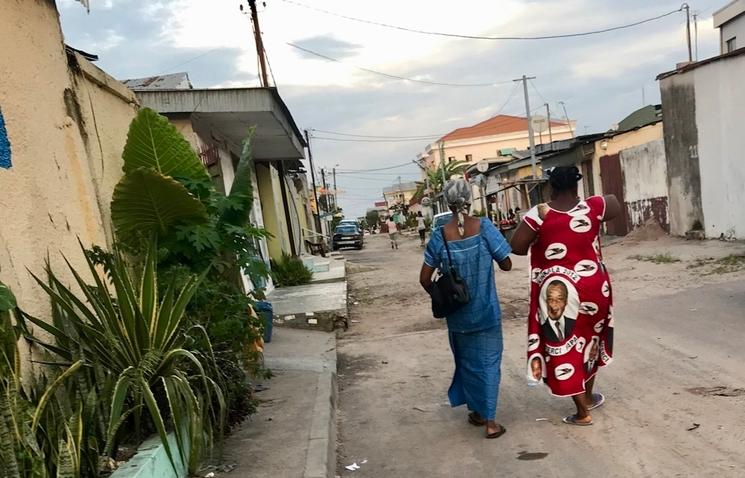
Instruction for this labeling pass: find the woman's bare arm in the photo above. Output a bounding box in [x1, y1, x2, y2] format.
[420, 263, 435, 294]
[602, 194, 621, 222]
[510, 222, 537, 256]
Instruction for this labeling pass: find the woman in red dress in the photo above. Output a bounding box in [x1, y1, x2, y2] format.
[510, 166, 621, 426]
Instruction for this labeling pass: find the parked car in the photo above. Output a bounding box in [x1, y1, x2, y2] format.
[333, 225, 364, 250]
[432, 212, 453, 229]
[338, 219, 362, 232]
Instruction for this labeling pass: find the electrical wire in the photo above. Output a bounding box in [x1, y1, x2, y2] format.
[334, 161, 419, 172]
[282, 0, 684, 41]
[309, 135, 440, 143]
[309, 128, 444, 139]
[529, 79, 549, 105]
[287, 42, 513, 87]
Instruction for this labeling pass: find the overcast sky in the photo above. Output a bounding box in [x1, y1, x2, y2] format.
[59, 0, 722, 218]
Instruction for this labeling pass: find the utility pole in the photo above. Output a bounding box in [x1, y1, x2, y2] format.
[693, 12, 699, 61]
[683, 3, 693, 62]
[332, 166, 338, 212]
[304, 130, 322, 232]
[558, 101, 574, 138]
[247, 0, 270, 87]
[545, 103, 553, 144]
[515, 75, 537, 178]
[320, 167, 328, 215]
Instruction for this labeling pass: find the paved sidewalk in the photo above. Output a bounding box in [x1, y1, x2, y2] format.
[217, 327, 337, 478]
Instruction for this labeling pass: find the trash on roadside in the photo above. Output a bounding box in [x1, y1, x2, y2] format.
[354, 302, 360, 305]
[687, 423, 700, 431]
[345, 463, 361, 471]
[351, 320, 360, 323]
[205, 473, 215, 478]
[535, 418, 549, 422]
[688, 355, 698, 359]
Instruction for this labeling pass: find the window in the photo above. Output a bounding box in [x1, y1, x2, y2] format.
[465, 154, 473, 162]
[726, 37, 737, 53]
[447, 156, 456, 163]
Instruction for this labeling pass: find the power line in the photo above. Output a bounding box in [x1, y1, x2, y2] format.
[529, 79, 549, 105]
[336, 161, 417, 172]
[287, 42, 513, 87]
[310, 128, 443, 139]
[310, 135, 438, 143]
[282, 0, 684, 41]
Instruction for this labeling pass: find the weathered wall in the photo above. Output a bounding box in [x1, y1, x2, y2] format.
[660, 75, 705, 236]
[592, 122, 663, 197]
[0, 0, 135, 355]
[620, 139, 669, 231]
[692, 53, 745, 239]
[256, 162, 291, 261]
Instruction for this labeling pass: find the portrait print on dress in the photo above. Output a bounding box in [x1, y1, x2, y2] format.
[538, 277, 579, 343]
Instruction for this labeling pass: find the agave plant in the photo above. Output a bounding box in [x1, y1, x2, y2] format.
[18, 241, 225, 474]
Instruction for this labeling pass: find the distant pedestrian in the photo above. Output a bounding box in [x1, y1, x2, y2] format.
[419, 179, 512, 439]
[416, 211, 426, 246]
[510, 166, 621, 426]
[387, 217, 399, 250]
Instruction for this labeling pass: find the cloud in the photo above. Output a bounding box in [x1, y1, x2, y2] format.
[292, 35, 361, 60]
[57, 0, 724, 217]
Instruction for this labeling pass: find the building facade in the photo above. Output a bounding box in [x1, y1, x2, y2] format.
[714, 0, 745, 53]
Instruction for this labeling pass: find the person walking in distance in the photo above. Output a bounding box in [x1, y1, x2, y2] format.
[416, 211, 427, 246]
[387, 215, 399, 250]
[419, 179, 512, 439]
[510, 166, 620, 426]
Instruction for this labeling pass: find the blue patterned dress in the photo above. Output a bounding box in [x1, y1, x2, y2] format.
[424, 218, 511, 420]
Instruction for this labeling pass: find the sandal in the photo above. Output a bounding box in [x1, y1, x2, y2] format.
[587, 393, 605, 411]
[468, 412, 485, 427]
[486, 424, 507, 439]
[563, 414, 593, 426]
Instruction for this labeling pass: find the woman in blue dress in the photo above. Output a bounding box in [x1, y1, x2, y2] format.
[419, 179, 512, 439]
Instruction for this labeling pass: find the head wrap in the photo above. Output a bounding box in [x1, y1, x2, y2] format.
[444, 179, 471, 211]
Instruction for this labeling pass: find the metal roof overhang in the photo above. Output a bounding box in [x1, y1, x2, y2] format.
[135, 87, 306, 161]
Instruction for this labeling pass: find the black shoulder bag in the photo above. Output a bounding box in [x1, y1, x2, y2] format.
[430, 230, 470, 318]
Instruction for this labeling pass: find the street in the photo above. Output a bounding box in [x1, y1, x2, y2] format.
[336, 231, 745, 477]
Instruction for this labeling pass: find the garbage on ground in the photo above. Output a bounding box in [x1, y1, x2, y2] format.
[687, 423, 700, 431]
[345, 463, 361, 471]
[535, 418, 549, 422]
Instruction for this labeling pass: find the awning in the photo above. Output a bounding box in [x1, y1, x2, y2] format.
[135, 87, 306, 160]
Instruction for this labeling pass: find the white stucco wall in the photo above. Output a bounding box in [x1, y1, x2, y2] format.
[694, 53, 745, 239]
[619, 139, 668, 230]
[620, 139, 668, 201]
[720, 15, 745, 52]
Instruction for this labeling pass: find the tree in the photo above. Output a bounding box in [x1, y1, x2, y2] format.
[425, 161, 469, 194]
[365, 209, 380, 228]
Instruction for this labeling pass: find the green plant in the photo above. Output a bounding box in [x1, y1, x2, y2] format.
[0, 281, 88, 478]
[270, 253, 313, 287]
[18, 242, 225, 474]
[425, 161, 468, 194]
[365, 210, 380, 229]
[629, 253, 680, 264]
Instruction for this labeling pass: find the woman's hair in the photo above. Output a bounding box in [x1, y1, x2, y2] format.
[444, 179, 471, 211]
[548, 166, 583, 193]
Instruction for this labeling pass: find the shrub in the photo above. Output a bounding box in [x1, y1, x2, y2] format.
[270, 254, 313, 287]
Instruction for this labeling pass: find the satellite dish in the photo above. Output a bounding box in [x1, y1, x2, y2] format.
[476, 160, 489, 173]
[421, 197, 432, 206]
[532, 115, 548, 133]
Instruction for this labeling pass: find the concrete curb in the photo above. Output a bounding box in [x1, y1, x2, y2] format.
[303, 359, 338, 478]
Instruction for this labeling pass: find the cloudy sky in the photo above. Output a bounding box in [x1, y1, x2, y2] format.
[59, 0, 722, 217]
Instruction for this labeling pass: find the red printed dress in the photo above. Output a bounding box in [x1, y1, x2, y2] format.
[522, 196, 614, 397]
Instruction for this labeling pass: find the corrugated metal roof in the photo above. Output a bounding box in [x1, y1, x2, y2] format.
[123, 72, 193, 91]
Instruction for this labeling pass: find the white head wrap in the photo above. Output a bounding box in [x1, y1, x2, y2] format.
[444, 179, 471, 211]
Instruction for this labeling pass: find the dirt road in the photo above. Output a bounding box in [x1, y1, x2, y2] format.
[336, 231, 745, 477]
